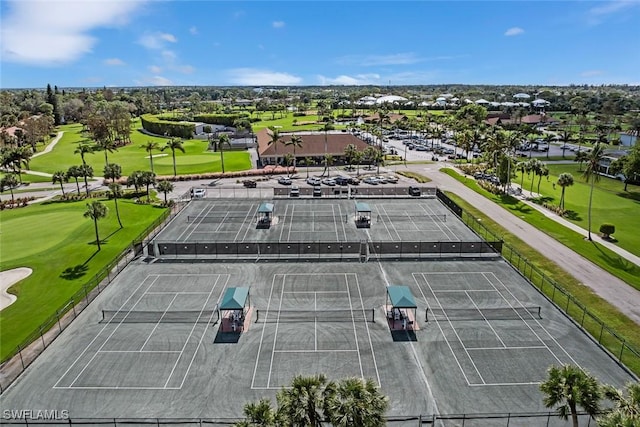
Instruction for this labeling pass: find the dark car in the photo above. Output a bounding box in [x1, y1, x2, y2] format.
[408, 186, 421, 196]
[335, 176, 350, 186]
[243, 180, 257, 188]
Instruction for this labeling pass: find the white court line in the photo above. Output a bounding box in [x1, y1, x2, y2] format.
[469, 381, 542, 387]
[283, 290, 348, 294]
[465, 290, 507, 348]
[379, 205, 404, 241]
[274, 349, 358, 353]
[484, 272, 582, 368]
[179, 203, 217, 242]
[251, 274, 280, 389]
[146, 292, 210, 294]
[236, 205, 260, 242]
[411, 273, 472, 386]
[163, 275, 224, 389]
[140, 294, 180, 351]
[373, 207, 399, 241]
[467, 346, 548, 351]
[266, 275, 286, 388]
[423, 276, 486, 384]
[338, 204, 348, 241]
[345, 273, 365, 379]
[177, 275, 229, 389]
[65, 276, 162, 388]
[98, 350, 181, 353]
[54, 386, 180, 390]
[434, 289, 496, 293]
[353, 274, 382, 388]
[419, 203, 457, 241]
[314, 291, 317, 351]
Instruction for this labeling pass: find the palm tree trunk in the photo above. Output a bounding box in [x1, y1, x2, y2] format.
[560, 188, 565, 209]
[220, 146, 225, 174]
[74, 178, 80, 193]
[59, 182, 65, 197]
[172, 149, 177, 176]
[83, 174, 90, 196]
[149, 151, 154, 173]
[587, 177, 595, 240]
[113, 196, 123, 228]
[93, 218, 101, 250]
[10, 188, 15, 204]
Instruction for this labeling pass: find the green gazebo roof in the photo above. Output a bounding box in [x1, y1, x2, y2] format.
[387, 286, 417, 308]
[220, 287, 249, 310]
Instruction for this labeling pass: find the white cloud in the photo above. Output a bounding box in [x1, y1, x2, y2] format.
[1, 0, 145, 65]
[189, 26, 198, 35]
[317, 74, 381, 85]
[227, 68, 302, 85]
[272, 21, 285, 28]
[177, 65, 195, 74]
[104, 58, 125, 66]
[335, 53, 423, 66]
[504, 27, 524, 36]
[149, 76, 173, 86]
[161, 50, 177, 62]
[589, 0, 638, 16]
[138, 32, 177, 50]
[148, 65, 162, 74]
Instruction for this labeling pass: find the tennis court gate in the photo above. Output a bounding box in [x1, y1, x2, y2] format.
[150, 240, 502, 260]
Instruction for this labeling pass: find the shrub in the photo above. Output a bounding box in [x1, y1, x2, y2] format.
[599, 223, 615, 238]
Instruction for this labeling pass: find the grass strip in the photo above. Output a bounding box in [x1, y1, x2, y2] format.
[446, 191, 640, 376]
[440, 167, 640, 291]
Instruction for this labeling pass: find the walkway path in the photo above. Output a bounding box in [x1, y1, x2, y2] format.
[32, 131, 64, 158]
[405, 162, 640, 326]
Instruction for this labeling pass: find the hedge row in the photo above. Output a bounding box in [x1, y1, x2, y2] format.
[193, 113, 251, 127]
[105, 166, 295, 185]
[140, 114, 195, 139]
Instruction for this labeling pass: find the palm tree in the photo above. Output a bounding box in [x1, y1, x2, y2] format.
[324, 154, 334, 177]
[84, 201, 108, 251]
[141, 141, 160, 173]
[67, 165, 82, 193]
[79, 164, 94, 196]
[276, 374, 328, 427]
[559, 128, 574, 159]
[343, 144, 357, 171]
[537, 164, 549, 195]
[304, 156, 313, 179]
[599, 382, 640, 427]
[528, 159, 542, 196]
[127, 170, 144, 194]
[285, 134, 303, 172]
[94, 138, 118, 167]
[161, 137, 185, 176]
[582, 143, 605, 241]
[51, 170, 68, 197]
[0, 173, 19, 205]
[353, 150, 364, 176]
[324, 377, 388, 427]
[515, 161, 529, 191]
[140, 171, 156, 201]
[217, 133, 230, 173]
[104, 163, 123, 228]
[156, 180, 174, 205]
[267, 126, 281, 166]
[540, 365, 601, 427]
[557, 172, 574, 210]
[234, 398, 277, 427]
[74, 143, 94, 195]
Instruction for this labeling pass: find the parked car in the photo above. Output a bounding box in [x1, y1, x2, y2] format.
[335, 176, 350, 186]
[322, 178, 336, 186]
[384, 175, 399, 183]
[348, 177, 360, 185]
[415, 145, 428, 151]
[242, 180, 257, 188]
[191, 188, 206, 198]
[408, 186, 421, 196]
[363, 177, 379, 185]
[306, 177, 321, 186]
[313, 186, 322, 197]
[278, 176, 292, 185]
[289, 185, 300, 197]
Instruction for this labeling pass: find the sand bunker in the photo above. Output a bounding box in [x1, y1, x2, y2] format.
[0, 267, 32, 311]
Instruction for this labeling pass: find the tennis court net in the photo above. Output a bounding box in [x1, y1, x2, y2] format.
[376, 213, 446, 222]
[101, 310, 220, 324]
[426, 306, 541, 322]
[255, 308, 375, 323]
[279, 214, 348, 223]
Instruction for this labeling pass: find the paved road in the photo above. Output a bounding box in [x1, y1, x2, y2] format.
[406, 162, 640, 326]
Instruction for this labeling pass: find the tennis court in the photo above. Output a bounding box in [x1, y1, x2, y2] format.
[1, 257, 635, 422]
[153, 198, 479, 244]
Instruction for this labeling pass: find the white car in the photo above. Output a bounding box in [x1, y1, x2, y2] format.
[306, 177, 321, 186]
[384, 175, 399, 183]
[322, 178, 336, 186]
[278, 176, 292, 185]
[191, 188, 206, 198]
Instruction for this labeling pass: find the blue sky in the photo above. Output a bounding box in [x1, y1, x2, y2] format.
[1, 0, 639, 88]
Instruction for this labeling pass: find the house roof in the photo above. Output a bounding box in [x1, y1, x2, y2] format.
[521, 114, 559, 124]
[256, 128, 370, 157]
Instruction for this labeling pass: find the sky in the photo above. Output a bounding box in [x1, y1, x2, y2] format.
[1, 0, 639, 89]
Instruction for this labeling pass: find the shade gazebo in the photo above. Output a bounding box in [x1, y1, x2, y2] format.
[386, 286, 418, 330]
[219, 287, 250, 332]
[257, 202, 274, 228]
[355, 202, 371, 228]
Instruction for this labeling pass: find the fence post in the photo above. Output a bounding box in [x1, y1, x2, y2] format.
[39, 325, 46, 348]
[71, 299, 77, 318]
[56, 310, 62, 332]
[619, 341, 626, 360]
[18, 345, 25, 369]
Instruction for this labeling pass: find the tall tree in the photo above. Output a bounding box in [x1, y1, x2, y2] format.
[94, 138, 118, 168]
[161, 137, 185, 176]
[74, 142, 95, 195]
[84, 201, 108, 251]
[0, 173, 19, 205]
[304, 156, 314, 179]
[217, 133, 230, 173]
[324, 377, 389, 427]
[285, 134, 303, 172]
[582, 143, 605, 241]
[277, 374, 329, 427]
[557, 172, 574, 210]
[574, 150, 589, 172]
[156, 180, 174, 205]
[540, 365, 601, 427]
[103, 163, 123, 228]
[234, 399, 277, 427]
[140, 171, 156, 201]
[67, 165, 83, 193]
[267, 126, 281, 165]
[141, 141, 160, 173]
[51, 170, 68, 198]
[599, 382, 640, 427]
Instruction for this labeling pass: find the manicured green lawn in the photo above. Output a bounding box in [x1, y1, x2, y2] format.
[441, 168, 640, 291]
[0, 198, 167, 361]
[515, 163, 640, 256]
[446, 191, 640, 376]
[29, 122, 252, 177]
[0, 172, 53, 184]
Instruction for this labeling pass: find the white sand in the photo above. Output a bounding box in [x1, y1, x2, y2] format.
[0, 267, 32, 311]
